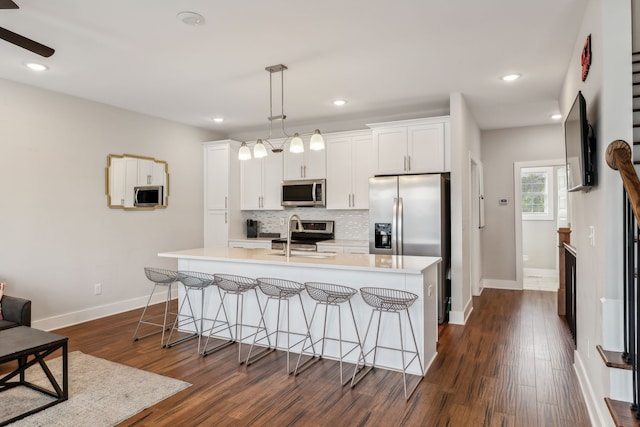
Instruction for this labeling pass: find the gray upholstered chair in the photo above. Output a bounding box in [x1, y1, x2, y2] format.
[0, 295, 32, 331]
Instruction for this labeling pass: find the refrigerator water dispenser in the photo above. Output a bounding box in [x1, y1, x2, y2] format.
[374, 223, 392, 249]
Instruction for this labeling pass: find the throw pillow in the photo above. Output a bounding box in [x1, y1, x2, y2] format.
[0, 282, 5, 320]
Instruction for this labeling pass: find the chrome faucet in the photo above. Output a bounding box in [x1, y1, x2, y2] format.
[286, 213, 303, 258]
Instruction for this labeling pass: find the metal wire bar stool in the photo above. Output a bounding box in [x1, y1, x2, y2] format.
[351, 287, 424, 400]
[133, 267, 179, 347]
[246, 277, 313, 373]
[165, 271, 232, 353]
[202, 274, 268, 362]
[293, 282, 363, 385]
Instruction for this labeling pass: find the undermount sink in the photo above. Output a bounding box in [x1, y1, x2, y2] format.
[269, 251, 336, 259]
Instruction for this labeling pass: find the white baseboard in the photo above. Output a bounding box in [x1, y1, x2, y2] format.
[523, 267, 557, 278]
[32, 288, 178, 331]
[573, 350, 609, 427]
[449, 298, 473, 325]
[482, 279, 521, 290]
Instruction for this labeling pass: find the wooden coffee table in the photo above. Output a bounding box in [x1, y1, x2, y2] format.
[0, 326, 68, 426]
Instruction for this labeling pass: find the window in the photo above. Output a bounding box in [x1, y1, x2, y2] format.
[521, 167, 554, 220]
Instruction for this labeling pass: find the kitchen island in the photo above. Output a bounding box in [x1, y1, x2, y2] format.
[159, 247, 440, 375]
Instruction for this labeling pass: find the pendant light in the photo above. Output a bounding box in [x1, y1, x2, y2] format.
[238, 64, 325, 160]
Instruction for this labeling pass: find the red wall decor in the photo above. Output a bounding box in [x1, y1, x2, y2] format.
[581, 34, 591, 82]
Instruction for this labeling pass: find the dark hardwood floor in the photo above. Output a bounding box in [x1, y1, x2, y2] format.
[35, 289, 591, 426]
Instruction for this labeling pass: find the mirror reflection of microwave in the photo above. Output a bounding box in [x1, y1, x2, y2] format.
[281, 179, 325, 207]
[134, 185, 163, 207]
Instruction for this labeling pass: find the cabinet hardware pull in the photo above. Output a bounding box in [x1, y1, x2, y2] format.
[404, 156, 407, 171]
[300, 165, 303, 178]
[225, 196, 227, 209]
[225, 212, 227, 224]
[304, 165, 307, 178]
[408, 156, 411, 171]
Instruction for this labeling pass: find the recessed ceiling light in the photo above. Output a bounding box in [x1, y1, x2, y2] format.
[333, 99, 348, 107]
[550, 113, 562, 120]
[177, 11, 205, 26]
[210, 117, 224, 123]
[501, 74, 521, 82]
[24, 62, 48, 71]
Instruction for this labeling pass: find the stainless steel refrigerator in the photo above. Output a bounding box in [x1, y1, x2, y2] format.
[369, 174, 451, 323]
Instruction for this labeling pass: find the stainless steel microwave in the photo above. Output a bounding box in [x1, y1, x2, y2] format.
[134, 185, 164, 207]
[281, 179, 326, 207]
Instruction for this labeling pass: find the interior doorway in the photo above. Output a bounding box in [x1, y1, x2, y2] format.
[514, 159, 567, 290]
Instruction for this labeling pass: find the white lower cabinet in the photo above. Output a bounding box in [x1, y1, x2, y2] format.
[228, 240, 272, 249]
[316, 243, 369, 254]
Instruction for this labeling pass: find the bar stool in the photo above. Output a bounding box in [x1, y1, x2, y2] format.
[166, 271, 232, 354]
[202, 274, 268, 362]
[246, 277, 312, 373]
[294, 282, 362, 385]
[351, 287, 424, 400]
[133, 267, 179, 347]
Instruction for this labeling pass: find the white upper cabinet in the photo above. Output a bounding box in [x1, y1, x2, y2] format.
[369, 117, 450, 175]
[325, 130, 374, 210]
[241, 152, 283, 210]
[283, 137, 326, 180]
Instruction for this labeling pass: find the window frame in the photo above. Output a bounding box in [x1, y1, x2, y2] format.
[521, 166, 554, 221]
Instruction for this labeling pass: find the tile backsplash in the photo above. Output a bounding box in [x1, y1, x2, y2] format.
[241, 209, 369, 240]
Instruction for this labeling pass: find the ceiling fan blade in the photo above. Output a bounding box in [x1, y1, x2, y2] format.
[0, 27, 54, 57]
[0, 0, 18, 9]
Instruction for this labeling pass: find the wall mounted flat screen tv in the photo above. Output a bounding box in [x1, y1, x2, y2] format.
[565, 91, 596, 192]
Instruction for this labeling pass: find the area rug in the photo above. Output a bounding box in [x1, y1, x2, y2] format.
[0, 351, 191, 426]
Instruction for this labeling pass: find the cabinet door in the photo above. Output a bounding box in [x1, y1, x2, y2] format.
[137, 159, 154, 185]
[351, 135, 374, 209]
[124, 158, 138, 207]
[303, 145, 326, 179]
[344, 246, 369, 254]
[283, 150, 305, 180]
[407, 123, 445, 173]
[151, 162, 166, 186]
[326, 136, 352, 209]
[204, 210, 228, 247]
[283, 140, 326, 180]
[206, 145, 229, 210]
[241, 157, 263, 210]
[261, 153, 284, 210]
[109, 158, 126, 206]
[373, 127, 407, 175]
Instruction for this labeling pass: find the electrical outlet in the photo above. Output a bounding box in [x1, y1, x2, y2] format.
[94, 283, 102, 295]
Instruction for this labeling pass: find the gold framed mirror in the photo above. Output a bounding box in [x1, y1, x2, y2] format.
[106, 154, 169, 210]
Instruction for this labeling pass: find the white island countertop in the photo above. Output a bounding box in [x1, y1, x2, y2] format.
[159, 247, 440, 275]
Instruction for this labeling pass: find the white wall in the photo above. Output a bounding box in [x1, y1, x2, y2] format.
[481, 125, 564, 283]
[449, 92, 481, 324]
[0, 79, 221, 329]
[558, 0, 633, 424]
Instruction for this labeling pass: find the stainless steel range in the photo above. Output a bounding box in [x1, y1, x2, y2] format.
[271, 220, 334, 252]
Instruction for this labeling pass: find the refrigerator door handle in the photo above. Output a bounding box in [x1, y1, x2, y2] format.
[392, 198, 398, 255]
[397, 197, 404, 255]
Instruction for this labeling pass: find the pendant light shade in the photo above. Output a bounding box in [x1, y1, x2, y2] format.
[309, 129, 325, 151]
[289, 133, 304, 153]
[238, 142, 252, 160]
[236, 64, 324, 160]
[253, 139, 268, 158]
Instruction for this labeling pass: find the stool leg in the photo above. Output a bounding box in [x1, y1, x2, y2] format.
[246, 296, 276, 365]
[166, 287, 198, 348]
[133, 283, 172, 346]
[345, 299, 364, 385]
[372, 309, 383, 368]
[351, 308, 377, 388]
[294, 301, 321, 375]
[403, 307, 424, 399]
[202, 289, 234, 356]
